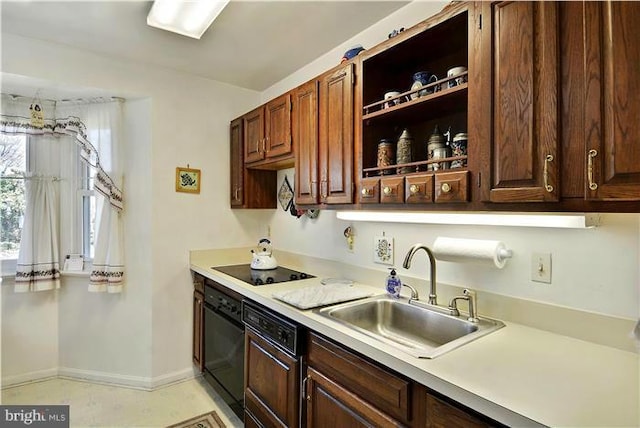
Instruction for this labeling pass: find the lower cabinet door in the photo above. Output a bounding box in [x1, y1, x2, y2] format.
[426, 394, 492, 428]
[305, 367, 403, 428]
[244, 328, 300, 427]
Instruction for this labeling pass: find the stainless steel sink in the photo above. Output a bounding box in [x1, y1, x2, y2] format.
[315, 295, 504, 358]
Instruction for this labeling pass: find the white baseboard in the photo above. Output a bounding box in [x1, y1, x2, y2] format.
[1, 368, 58, 389]
[149, 367, 200, 389]
[2, 366, 198, 391]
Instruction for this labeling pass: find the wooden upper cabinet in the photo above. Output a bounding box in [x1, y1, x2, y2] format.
[319, 63, 354, 204]
[243, 94, 293, 168]
[584, 1, 640, 201]
[231, 116, 277, 209]
[293, 80, 319, 205]
[230, 118, 244, 207]
[479, 1, 560, 203]
[265, 93, 292, 159]
[244, 106, 265, 164]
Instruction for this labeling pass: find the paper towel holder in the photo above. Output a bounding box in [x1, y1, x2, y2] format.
[432, 237, 514, 269]
[497, 248, 513, 262]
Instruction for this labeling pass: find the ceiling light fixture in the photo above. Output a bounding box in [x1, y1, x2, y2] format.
[335, 211, 601, 229]
[147, 0, 230, 39]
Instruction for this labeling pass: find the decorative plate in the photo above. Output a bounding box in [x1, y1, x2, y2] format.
[278, 176, 294, 211]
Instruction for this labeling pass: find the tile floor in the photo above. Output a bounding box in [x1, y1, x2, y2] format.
[1, 376, 243, 427]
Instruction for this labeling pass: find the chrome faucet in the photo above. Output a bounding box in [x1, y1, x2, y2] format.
[402, 244, 437, 305]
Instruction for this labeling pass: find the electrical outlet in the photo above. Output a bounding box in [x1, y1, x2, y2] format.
[531, 252, 552, 284]
[373, 235, 394, 265]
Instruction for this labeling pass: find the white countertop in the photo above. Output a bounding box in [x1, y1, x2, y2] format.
[190, 249, 640, 428]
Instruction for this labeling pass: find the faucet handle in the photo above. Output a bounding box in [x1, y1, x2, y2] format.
[463, 289, 478, 323]
[403, 283, 419, 300]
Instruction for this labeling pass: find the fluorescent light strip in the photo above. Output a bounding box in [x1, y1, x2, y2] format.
[147, 0, 230, 39]
[335, 211, 601, 229]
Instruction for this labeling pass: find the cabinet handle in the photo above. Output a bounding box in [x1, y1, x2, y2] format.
[361, 187, 371, 196]
[383, 186, 392, 195]
[302, 374, 311, 402]
[409, 184, 420, 194]
[321, 180, 327, 199]
[441, 182, 452, 193]
[265, 136, 270, 153]
[234, 186, 239, 200]
[543, 154, 554, 193]
[310, 181, 315, 198]
[587, 149, 598, 190]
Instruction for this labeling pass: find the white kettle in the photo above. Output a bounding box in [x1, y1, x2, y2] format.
[250, 238, 278, 270]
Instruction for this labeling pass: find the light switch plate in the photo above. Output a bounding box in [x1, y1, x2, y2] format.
[531, 252, 552, 284]
[374, 235, 394, 265]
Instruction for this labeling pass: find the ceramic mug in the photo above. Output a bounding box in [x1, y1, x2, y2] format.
[411, 71, 439, 98]
[383, 91, 401, 109]
[447, 66, 468, 88]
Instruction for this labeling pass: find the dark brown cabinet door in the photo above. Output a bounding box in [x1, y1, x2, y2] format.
[230, 116, 277, 209]
[244, 106, 265, 164]
[319, 63, 354, 204]
[244, 329, 299, 427]
[192, 291, 204, 371]
[426, 394, 490, 428]
[584, 1, 640, 201]
[478, 1, 560, 203]
[305, 367, 402, 428]
[230, 118, 244, 207]
[293, 80, 319, 205]
[265, 93, 292, 159]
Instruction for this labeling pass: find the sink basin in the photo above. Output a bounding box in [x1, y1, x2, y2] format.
[316, 295, 504, 358]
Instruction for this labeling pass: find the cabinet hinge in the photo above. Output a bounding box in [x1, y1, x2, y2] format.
[479, 14, 482, 30]
[477, 172, 482, 188]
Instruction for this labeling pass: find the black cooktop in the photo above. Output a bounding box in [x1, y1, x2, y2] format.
[212, 263, 314, 286]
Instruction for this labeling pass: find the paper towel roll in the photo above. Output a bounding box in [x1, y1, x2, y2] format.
[433, 237, 511, 269]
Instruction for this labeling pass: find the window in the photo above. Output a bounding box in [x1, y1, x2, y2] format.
[79, 159, 96, 260]
[0, 133, 96, 274]
[0, 134, 27, 266]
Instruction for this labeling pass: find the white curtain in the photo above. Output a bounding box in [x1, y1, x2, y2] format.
[76, 101, 125, 293]
[1, 94, 125, 293]
[14, 174, 60, 292]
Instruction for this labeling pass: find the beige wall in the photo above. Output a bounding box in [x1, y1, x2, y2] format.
[0, 32, 265, 386]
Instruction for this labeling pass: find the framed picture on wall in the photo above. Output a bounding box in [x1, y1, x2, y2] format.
[176, 166, 201, 194]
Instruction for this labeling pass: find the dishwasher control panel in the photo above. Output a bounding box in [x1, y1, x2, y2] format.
[242, 300, 303, 356]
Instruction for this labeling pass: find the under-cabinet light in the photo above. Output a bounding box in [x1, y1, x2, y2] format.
[335, 211, 601, 229]
[147, 0, 230, 39]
